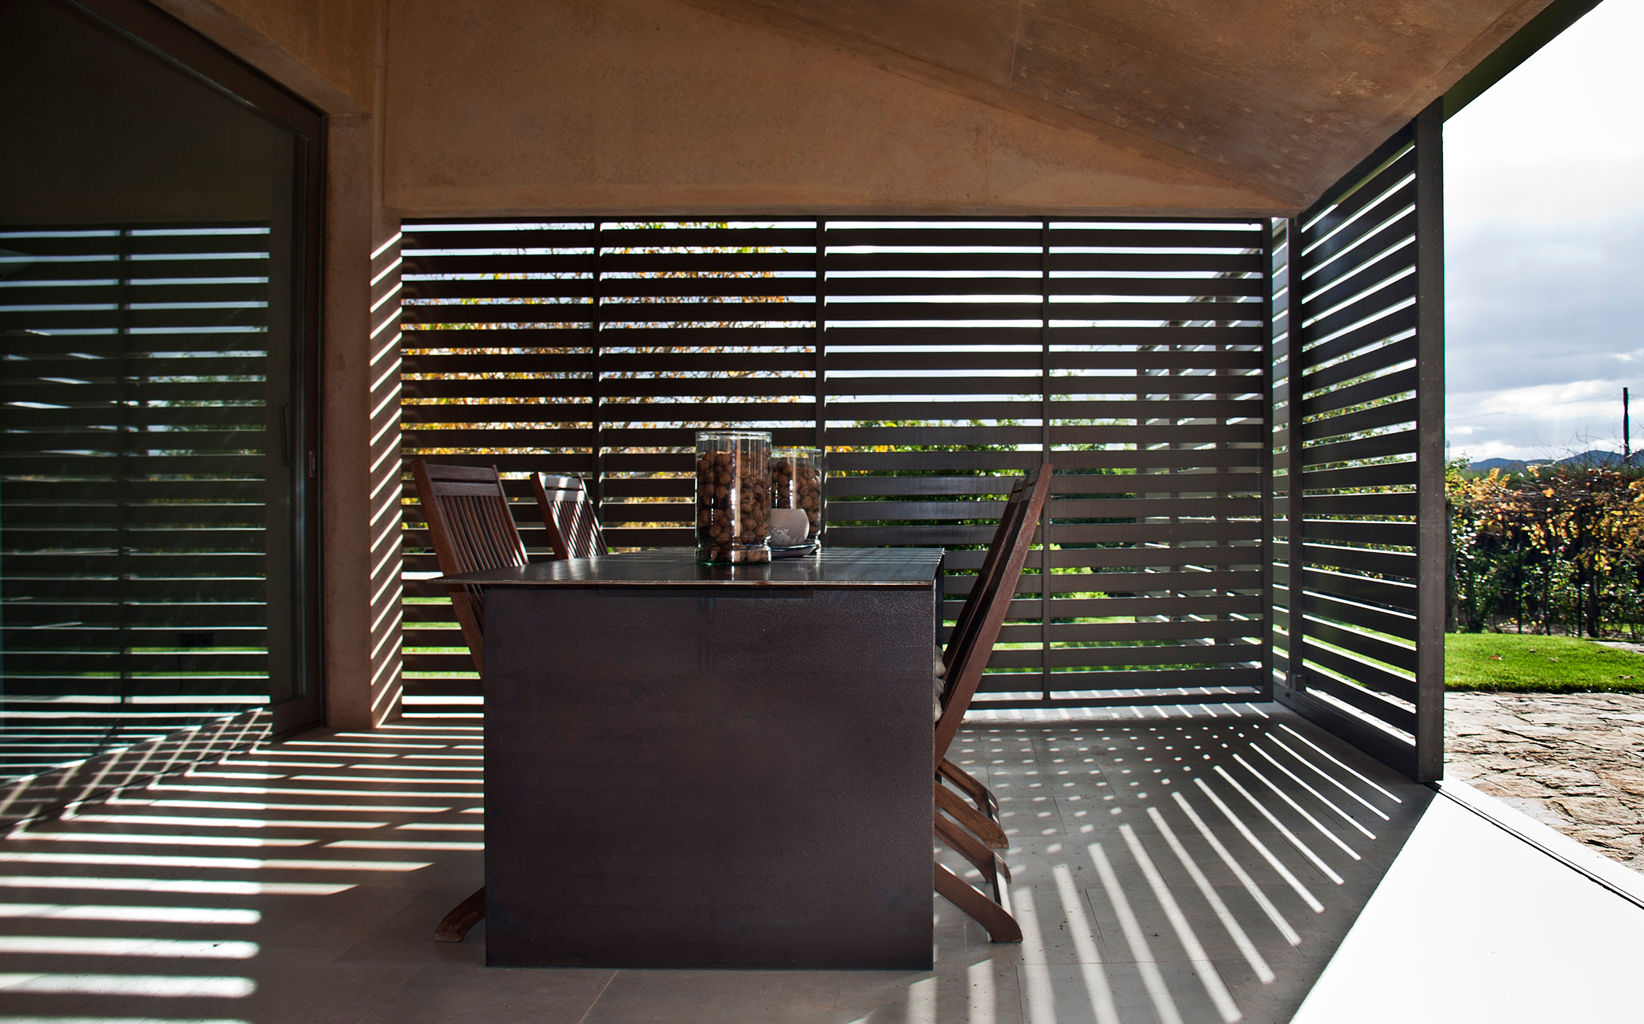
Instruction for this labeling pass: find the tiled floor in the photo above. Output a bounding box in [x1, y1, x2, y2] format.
[0, 704, 1638, 1023]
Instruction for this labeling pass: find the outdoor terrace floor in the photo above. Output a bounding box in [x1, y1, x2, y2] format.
[0, 703, 1640, 1023]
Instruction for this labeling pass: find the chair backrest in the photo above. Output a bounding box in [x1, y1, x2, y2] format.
[935, 463, 1052, 762]
[411, 460, 530, 675]
[532, 473, 608, 560]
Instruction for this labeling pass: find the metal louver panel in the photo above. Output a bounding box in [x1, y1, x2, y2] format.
[1273, 105, 1445, 781]
[399, 218, 1272, 716]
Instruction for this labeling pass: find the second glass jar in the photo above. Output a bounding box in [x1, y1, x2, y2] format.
[770, 447, 824, 553]
[694, 430, 772, 563]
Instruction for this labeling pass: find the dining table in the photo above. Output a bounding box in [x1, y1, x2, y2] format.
[446, 546, 944, 970]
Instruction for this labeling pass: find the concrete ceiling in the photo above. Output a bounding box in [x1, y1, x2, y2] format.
[678, 0, 1558, 209]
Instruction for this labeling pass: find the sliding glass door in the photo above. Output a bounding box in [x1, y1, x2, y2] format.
[0, 0, 323, 784]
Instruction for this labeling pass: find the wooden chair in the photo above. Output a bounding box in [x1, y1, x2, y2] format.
[411, 460, 529, 676]
[932, 463, 1052, 944]
[409, 459, 530, 942]
[532, 473, 608, 559]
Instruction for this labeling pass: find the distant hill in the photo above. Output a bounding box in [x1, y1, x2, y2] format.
[1467, 450, 1642, 473]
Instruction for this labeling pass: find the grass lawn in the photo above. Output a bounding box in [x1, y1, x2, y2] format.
[1445, 632, 1644, 693]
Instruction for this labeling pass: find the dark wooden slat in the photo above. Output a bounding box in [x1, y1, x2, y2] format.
[600, 252, 817, 275]
[1047, 225, 1265, 249]
[1300, 543, 1418, 579]
[1299, 429, 1421, 469]
[1047, 251, 1263, 274]
[1301, 398, 1417, 443]
[598, 224, 818, 248]
[1048, 643, 1264, 669]
[1300, 213, 1418, 306]
[1052, 495, 1261, 519]
[1298, 567, 1417, 613]
[1048, 546, 1263, 569]
[971, 687, 1264, 710]
[1046, 568, 1263, 593]
[1303, 591, 1417, 641]
[1047, 399, 1265, 420]
[1297, 518, 1416, 547]
[1049, 619, 1262, 643]
[1303, 617, 1418, 674]
[1040, 594, 1263, 618]
[1300, 360, 1418, 417]
[1300, 273, 1418, 346]
[1300, 492, 1418, 518]
[398, 225, 597, 251]
[1299, 142, 1415, 247]
[1299, 306, 1418, 373]
[1299, 243, 1417, 327]
[1041, 448, 1264, 472]
[980, 667, 1265, 692]
[1299, 336, 1418, 394]
[1297, 645, 1418, 713]
[1046, 348, 1264, 372]
[1279, 689, 1416, 779]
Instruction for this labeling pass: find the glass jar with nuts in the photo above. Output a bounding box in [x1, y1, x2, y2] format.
[770, 447, 823, 554]
[694, 430, 773, 564]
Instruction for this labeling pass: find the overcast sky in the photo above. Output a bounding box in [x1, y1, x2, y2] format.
[1443, 0, 1644, 463]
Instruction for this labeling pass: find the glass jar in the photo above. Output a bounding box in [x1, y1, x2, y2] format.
[770, 446, 824, 553]
[694, 430, 772, 563]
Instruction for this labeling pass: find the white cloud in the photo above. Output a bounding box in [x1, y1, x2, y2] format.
[1447, 379, 1636, 463]
[1443, 0, 1644, 462]
[1473, 380, 1615, 419]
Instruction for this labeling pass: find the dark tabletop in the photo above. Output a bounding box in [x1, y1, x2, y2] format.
[443, 547, 944, 589]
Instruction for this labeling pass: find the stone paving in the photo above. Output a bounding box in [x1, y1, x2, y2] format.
[1445, 690, 1644, 872]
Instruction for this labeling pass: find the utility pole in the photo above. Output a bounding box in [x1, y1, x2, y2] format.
[1626, 387, 1632, 466]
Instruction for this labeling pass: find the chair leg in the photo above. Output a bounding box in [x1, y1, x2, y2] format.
[935, 814, 1011, 883]
[934, 862, 1022, 944]
[938, 758, 998, 815]
[434, 885, 486, 942]
[936, 778, 1009, 850]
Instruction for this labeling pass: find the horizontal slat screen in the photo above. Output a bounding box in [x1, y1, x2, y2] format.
[0, 226, 277, 780]
[399, 219, 1271, 715]
[1278, 122, 1433, 777]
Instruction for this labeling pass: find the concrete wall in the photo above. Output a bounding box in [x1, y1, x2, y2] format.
[153, 0, 405, 730]
[150, 0, 378, 114]
[383, 0, 1283, 217]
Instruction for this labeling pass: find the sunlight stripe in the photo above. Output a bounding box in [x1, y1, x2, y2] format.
[1088, 842, 1183, 1024]
[0, 903, 260, 925]
[1249, 745, 1378, 837]
[1227, 756, 1362, 858]
[0, 876, 351, 896]
[0, 851, 430, 872]
[1212, 765, 1347, 881]
[1148, 804, 1278, 977]
[1119, 824, 1241, 1022]
[1189, 779, 1323, 915]
[0, 936, 258, 959]
[1051, 862, 1121, 1024]
[0, 973, 255, 997]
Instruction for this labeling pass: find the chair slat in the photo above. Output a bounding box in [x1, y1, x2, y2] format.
[533, 473, 609, 559]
